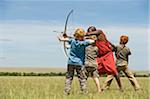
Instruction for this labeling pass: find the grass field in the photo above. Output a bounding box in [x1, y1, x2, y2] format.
[0, 77, 149, 99]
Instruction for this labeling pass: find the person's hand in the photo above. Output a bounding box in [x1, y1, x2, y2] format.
[57, 34, 69, 42]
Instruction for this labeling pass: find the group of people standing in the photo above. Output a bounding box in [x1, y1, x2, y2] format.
[58, 26, 141, 95]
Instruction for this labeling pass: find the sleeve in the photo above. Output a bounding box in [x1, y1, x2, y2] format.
[68, 38, 73, 44]
[127, 48, 131, 55]
[115, 45, 119, 53]
[78, 40, 94, 46]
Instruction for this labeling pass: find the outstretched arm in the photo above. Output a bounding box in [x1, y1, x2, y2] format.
[85, 29, 103, 36]
[109, 42, 116, 52]
[58, 35, 69, 42]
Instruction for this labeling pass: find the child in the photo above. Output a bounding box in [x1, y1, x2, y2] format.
[58, 28, 94, 95]
[84, 35, 102, 93]
[102, 35, 141, 91]
[86, 26, 123, 91]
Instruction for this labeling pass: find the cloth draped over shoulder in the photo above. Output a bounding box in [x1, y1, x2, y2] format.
[96, 40, 118, 75]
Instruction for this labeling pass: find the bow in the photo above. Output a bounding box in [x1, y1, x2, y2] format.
[62, 9, 74, 57]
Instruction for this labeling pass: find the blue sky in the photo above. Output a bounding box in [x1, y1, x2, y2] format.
[0, 0, 149, 70]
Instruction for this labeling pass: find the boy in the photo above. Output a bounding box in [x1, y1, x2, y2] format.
[84, 35, 102, 93]
[102, 35, 141, 91]
[58, 28, 94, 95]
[86, 26, 123, 91]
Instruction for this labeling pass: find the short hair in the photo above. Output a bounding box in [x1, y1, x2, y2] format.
[87, 26, 96, 32]
[74, 28, 85, 38]
[120, 35, 129, 44]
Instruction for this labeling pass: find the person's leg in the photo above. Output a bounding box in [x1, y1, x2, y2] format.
[91, 68, 102, 93]
[102, 74, 114, 91]
[123, 66, 140, 90]
[76, 65, 87, 94]
[102, 66, 123, 91]
[92, 77, 102, 93]
[114, 74, 123, 91]
[64, 65, 74, 95]
[114, 66, 123, 91]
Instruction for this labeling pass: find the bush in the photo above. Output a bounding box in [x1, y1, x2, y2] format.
[0, 72, 149, 77]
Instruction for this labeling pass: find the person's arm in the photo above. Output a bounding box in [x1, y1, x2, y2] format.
[109, 42, 116, 52]
[85, 29, 103, 36]
[128, 48, 131, 55]
[57, 35, 69, 42]
[77, 39, 95, 46]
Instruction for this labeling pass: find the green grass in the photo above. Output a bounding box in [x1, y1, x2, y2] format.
[0, 77, 149, 99]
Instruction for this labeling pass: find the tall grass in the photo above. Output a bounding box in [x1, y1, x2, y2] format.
[0, 77, 149, 99]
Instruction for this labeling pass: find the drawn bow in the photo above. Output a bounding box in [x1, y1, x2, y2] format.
[62, 9, 74, 57]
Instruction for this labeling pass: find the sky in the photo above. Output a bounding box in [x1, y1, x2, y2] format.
[0, 0, 149, 70]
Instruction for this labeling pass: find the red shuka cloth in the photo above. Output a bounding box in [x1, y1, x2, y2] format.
[96, 40, 118, 75]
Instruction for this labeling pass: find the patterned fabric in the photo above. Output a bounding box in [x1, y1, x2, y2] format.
[85, 45, 98, 68]
[84, 67, 99, 78]
[64, 64, 87, 94]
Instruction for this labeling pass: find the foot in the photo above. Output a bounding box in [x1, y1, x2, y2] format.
[101, 86, 110, 91]
[119, 88, 124, 92]
[82, 91, 88, 95]
[98, 89, 103, 94]
[135, 88, 141, 91]
[80, 90, 88, 95]
[64, 91, 70, 95]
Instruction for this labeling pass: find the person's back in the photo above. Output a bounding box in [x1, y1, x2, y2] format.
[115, 44, 131, 66]
[68, 38, 89, 65]
[85, 45, 98, 67]
[58, 28, 95, 95]
[102, 35, 140, 91]
[84, 35, 102, 93]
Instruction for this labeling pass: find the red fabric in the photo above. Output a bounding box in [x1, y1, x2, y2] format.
[96, 40, 118, 75]
[96, 41, 112, 57]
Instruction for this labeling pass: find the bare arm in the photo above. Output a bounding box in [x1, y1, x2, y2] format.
[58, 35, 69, 42]
[85, 29, 103, 36]
[109, 42, 116, 52]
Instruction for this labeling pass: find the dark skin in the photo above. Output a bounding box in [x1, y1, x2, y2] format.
[86, 29, 116, 51]
[86, 29, 103, 36]
[86, 27, 123, 91]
